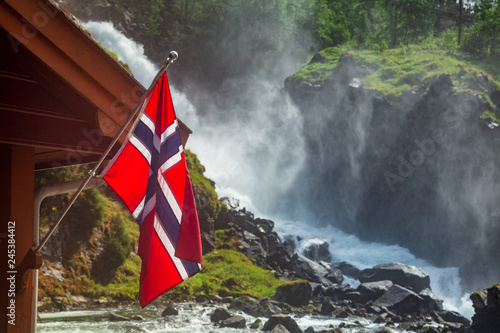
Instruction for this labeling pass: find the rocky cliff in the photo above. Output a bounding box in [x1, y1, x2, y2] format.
[285, 49, 500, 292]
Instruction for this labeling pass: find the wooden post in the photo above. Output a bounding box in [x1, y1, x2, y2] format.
[0, 145, 35, 333]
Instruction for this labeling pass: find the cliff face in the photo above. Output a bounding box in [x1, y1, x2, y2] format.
[285, 51, 500, 292]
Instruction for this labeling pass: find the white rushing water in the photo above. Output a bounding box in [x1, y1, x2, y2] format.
[77, 21, 475, 329]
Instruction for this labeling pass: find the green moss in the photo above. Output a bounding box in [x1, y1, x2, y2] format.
[168, 249, 287, 300]
[292, 40, 499, 103]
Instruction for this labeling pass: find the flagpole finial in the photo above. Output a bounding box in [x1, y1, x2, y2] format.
[168, 51, 178, 63]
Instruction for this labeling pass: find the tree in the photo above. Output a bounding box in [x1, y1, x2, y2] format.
[474, 0, 500, 54]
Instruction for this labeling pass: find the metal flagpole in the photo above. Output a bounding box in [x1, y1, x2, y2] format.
[35, 51, 178, 253]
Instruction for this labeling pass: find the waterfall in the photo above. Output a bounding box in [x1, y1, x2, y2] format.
[82, 21, 474, 319]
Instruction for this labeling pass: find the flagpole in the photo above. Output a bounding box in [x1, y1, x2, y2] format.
[35, 51, 178, 253]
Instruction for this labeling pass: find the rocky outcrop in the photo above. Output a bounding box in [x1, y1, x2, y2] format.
[359, 263, 430, 293]
[465, 284, 500, 332]
[286, 53, 500, 292]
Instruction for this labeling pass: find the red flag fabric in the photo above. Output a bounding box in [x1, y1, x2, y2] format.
[102, 71, 202, 307]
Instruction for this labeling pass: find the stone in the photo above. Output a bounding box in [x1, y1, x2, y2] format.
[229, 296, 261, 317]
[195, 294, 210, 303]
[219, 315, 246, 329]
[320, 301, 336, 315]
[468, 284, 500, 332]
[263, 314, 303, 333]
[130, 315, 144, 321]
[249, 318, 263, 329]
[109, 313, 129, 321]
[359, 263, 430, 293]
[210, 308, 232, 322]
[330, 261, 361, 280]
[301, 238, 332, 262]
[418, 288, 443, 312]
[356, 280, 394, 304]
[161, 306, 178, 316]
[373, 285, 425, 315]
[304, 327, 315, 333]
[273, 280, 313, 307]
[287, 254, 330, 284]
[270, 324, 292, 333]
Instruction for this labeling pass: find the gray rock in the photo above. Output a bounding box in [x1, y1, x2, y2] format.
[109, 313, 130, 321]
[161, 306, 178, 316]
[320, 301, 335, 315]
[229, 296, 261, 317]
[249, 318, 263, 329]
[270, 324, 292, 333]
[359, 263, 430, 293]
[130, 315, 144, 321]
[287, 254, 330, 284]
[355, 280, 394, 304]
[219, 315, 246, 329]
[373, 284, 425, 315]
[418, 288, 443, 312]
[210, 308, 232, 322]
[263, 314, 303, 333]
[301, 238, 332, 262]
[273, 280, 312, 307]
[331, 261, 361, 280]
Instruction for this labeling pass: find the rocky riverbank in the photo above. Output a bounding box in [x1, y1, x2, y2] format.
[38, 198, 500, 332]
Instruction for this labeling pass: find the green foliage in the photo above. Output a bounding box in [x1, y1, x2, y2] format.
[93, 214, 133, 285]
[168, 249, 287, 300]
[462, 0, 500, 55]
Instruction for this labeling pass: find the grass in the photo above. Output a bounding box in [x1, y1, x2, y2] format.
[291, 37, 500, 116]
[168, 249, 287, 300]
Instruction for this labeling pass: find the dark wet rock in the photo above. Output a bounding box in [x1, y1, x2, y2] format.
[195, 295, 210, 303]
[263, 314, 303, 333]
[210, 307, 233, 322]
[219, 315, 246, 329]
[355, 280, 394, 305]
[418, 288, 444, 312]
[304, 327, 315, 333]
[373, 285, 425, 315]
[273, 280, 313, 307]
[161, 306, 179, 316]
[301, 238, 332, 262]
[228, 296, 262, 317]
[250, 318, 263, 329]
[287, 254, 331, 284]
[331, 261, 361, 280]
[320, 301, 336, 315]
[270, 324, 292, 333]
[258, 298, 284, 317]
[130, 315, 144, 321]
[468, 284, 500, 332]
[109, 313, 130, 321]
[359, 263, 430, 293]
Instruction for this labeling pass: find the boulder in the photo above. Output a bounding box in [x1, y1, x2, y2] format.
[418, 288, 443, 312]
[109, 313, 130, 321]
[287, 254, 331, 284]
[320, 301, 336, 315]
[250, 318, 263, 329]
[161, 306, 179, 316]
[228, 296, 261, 317]
[356, 280, 394, 304]
[210, 308, 233, 322]
[273, 281, 313, 307]
[331, 261, 361, 280]
[301, 238, 332, 262]
[130, 315, 144, 321]
[359, 263, 430, 293]
[219, 315, 246, 329]
[270, 324, 292, 333]
[263, 314, 303, 333]
[373, 284, 425, 315]
[469, 283, 500, 332]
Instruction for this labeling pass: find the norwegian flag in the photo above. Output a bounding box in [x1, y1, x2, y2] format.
[102, 71, 202, 307]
